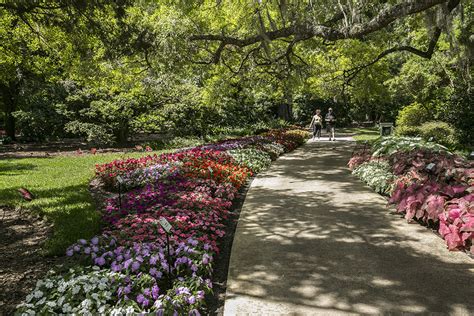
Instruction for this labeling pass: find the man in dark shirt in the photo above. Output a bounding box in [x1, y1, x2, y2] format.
[325, 108, 336, 141]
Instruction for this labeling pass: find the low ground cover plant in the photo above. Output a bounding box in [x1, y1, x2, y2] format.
[352, 161, 394, 195]
[349, 136, 474, 254]
[17, 128, 310, 315]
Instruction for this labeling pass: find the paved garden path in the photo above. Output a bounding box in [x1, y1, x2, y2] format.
[223, 138, 474, 315]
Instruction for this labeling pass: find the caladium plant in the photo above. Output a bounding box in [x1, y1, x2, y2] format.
[352, 136, 474, 253]
[439, 194, 474, 252]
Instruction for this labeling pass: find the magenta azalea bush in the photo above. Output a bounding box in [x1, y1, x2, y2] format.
[349, 137, 474, 254]
[17, 128, 310, 315]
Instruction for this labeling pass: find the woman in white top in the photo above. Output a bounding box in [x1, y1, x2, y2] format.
[309, 109, 323, 140]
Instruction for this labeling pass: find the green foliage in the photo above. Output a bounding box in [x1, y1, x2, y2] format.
[395, 102, 433, 128]
[395, 125, 421, 137]
[64, 121, 114, 146]
[419, 121, 459, 149]
[442, 84, 474, 145]
[371, 136, 449, 157]
[352, 161, 395, 195]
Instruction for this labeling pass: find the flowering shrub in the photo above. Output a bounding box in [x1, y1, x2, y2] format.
[264, 129, 309, 152]
[352, 161, 395, 195]
[256, 142, 285, 160]
[228, 148, 272, 172]
[20, 128, 309, 314]
[118, 162, 183, 190]
[95, 154, 161, 187]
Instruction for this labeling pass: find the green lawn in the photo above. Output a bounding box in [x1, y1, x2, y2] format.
[0, 151, 166, 256]
[339, 126, 381, 142]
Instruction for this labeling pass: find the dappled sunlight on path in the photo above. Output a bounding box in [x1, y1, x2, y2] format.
[223, 139, 474, 315]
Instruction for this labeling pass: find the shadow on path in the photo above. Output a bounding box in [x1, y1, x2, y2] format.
[224, 140, 474, 315]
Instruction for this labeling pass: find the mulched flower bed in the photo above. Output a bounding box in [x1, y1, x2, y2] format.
[15, 128, 309, 315]
[0, 206, 70, 315]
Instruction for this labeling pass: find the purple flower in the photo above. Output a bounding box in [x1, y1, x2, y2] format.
[95, 256, 106, 266]
[79, 239, 87, 245]
[150, 256, 158, 265]
[196, 290, 205, 301]
[132, 261, 141, 271]
[84, 247, 91, 254]
[66, 249, 73, 257]
[124, 259, 133, 269]
[124, 284, 132, 294]
[73, 245, 80, 252]
[151, 285, 160, 299]
[187, 295, 196, 304]
[202, 254, 211, 265]
[191, 264, 198, 272]
[111, 263, 122, 272]
[91, 236, 99, 245]
[189, 309, 201, 316]
[136, 294, 145, 304]
[187, 238, 198, 246]
[92, 246, 99, 253]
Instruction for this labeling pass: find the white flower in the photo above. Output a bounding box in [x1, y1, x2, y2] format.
[33, 290, 43, 299]
[81, 298, 92, 308]
[62, 303, 72, 313]
[98, 283, 107, 290]
[36, 297, 46, 306]
[45, 282, 54, 289]
[57, 296, 65, 306]
[72, 285, 81, 295]
[58, 283, 67, 293]
[46, 301, 56, 308]
[126, 306, 136, 315]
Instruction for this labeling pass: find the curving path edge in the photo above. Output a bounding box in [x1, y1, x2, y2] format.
[223, 138, 474, 315]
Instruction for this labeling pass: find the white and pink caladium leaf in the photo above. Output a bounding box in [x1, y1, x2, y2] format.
[444, 224, 463, 250]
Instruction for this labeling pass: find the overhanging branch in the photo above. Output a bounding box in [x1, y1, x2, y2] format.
[189, 0, 450, 64]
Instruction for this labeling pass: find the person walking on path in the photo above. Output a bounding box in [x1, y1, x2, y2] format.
[309, 109, 323, 141]
[325, 107, 336, 141]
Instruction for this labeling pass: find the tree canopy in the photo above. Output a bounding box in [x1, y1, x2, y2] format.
[1, 0, 472, 144]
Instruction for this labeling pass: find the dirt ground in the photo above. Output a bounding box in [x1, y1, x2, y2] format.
[0, 206, 66, 315]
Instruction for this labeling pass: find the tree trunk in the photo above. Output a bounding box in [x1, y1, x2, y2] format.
[116, 122, 129, 145]
[1, 83, 16, 140]
[278, 88, 293, 121]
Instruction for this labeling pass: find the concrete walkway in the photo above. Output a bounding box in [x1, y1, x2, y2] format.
[223, 138, 474, 315]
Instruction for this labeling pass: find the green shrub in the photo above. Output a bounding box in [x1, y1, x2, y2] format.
[64, 121, 115, 146]
[419, 121, 458, 148]
[395, 102, 432, 128]
[442, 84, 474, 145]
[395, 126, 421, 137]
